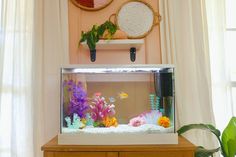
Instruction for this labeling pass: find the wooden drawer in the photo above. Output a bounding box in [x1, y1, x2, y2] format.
[44, 152, 118, 157]
[120, 151, 194, 157]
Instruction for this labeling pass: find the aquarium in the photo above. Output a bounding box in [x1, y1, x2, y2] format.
[58, 65, 177, 145]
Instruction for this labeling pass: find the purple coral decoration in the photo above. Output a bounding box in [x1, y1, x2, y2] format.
[90, 95, 115, 122]
[63, 80, 89, 118]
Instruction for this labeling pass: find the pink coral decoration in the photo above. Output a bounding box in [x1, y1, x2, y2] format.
[128, 110, 162, 127]
[128, 116, 146, 127]
[90, 95, 115, 122]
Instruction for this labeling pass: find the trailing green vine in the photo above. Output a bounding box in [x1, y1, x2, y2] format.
[79, 21, 117, 51]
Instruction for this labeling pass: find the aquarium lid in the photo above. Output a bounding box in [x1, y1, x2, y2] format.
[61, 64, 174, 74]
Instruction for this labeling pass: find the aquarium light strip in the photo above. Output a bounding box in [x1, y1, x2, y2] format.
[62, 67, 174, 74]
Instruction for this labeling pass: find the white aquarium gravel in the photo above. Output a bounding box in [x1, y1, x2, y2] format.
[62, 124, 174, 134]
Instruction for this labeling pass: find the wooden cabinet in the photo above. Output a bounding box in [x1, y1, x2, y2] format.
[42, 136, 195, 157]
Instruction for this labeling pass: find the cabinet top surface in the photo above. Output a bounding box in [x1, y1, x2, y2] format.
[41, 136, 196, 152]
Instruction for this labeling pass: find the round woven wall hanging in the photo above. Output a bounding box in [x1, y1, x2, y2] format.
[111, 0, 161, 39]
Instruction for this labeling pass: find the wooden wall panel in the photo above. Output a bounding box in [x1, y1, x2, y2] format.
[68, 0, 161, 64]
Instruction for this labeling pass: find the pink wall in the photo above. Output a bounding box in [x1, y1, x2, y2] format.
[68, 0, 161, 64]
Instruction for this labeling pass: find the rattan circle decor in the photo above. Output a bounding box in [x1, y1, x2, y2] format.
[110, 0, 161, 39]
[70, 0, 113, 11]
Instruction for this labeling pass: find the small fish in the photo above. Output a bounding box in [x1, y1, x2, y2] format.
[94, 92, 101, 97]
[118, 92, 128, 99]
[109, 97, 116, 103]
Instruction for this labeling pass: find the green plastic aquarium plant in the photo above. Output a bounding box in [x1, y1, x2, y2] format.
[79, 21, 117, 62]
[177, 117, 236, 157]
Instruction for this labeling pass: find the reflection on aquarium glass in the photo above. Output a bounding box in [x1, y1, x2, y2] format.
[60, 65, 175, 134]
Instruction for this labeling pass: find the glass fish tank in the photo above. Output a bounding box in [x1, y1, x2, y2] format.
[59, 65, 177, 145]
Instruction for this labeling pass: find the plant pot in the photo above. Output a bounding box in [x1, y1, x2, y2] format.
[90, 49, 96, 62]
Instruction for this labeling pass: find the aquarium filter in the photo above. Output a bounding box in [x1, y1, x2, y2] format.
[154, 71, 173, 119]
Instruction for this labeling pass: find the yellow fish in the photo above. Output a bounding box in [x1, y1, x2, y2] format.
[118, 92, 128, 99]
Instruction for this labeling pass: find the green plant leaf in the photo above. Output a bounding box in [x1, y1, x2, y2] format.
[79, 21, 117, 52]
[177, 124, 222, 157]
[177, 124, 221, 138]
[87, 35, 95, 50]
[195, 146, 220, 157]
[228, 140, 236, 157]
[97, 25, 105, 37]
[221, 117, 236, 157]
[80, 31, 86, 43]
[92, 25, 98, 32]
[106, 21, 117, 35]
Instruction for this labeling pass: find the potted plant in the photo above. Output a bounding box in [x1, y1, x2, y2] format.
[177, 117, 236, 157]
[79, 21, 117, 62]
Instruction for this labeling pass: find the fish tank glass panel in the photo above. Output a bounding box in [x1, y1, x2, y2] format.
[60, 65, 175, 135]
